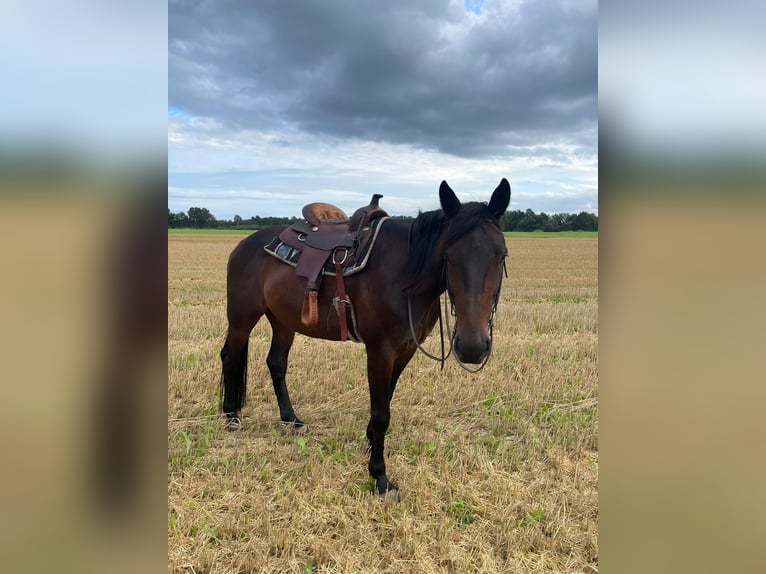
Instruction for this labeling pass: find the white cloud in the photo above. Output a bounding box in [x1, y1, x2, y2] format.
[169, 1, 597, 217]
[169, 114, 597, 217]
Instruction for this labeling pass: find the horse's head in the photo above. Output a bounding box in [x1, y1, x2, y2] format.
[440, 179, 510, 365]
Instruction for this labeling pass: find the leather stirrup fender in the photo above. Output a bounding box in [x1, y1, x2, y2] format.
[301, 290, 319, 326]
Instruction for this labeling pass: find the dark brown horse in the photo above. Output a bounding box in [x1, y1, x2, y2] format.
[220, 179, 510, 499]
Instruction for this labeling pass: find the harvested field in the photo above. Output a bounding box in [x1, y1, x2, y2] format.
[168, 233, 598, 573]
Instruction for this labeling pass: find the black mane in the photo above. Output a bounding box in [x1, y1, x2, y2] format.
[402, 202, 501, 294]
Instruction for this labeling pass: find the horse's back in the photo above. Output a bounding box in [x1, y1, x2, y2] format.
[227, 226, 284, 273]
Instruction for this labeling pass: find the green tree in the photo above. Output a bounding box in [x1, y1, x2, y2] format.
[572, 211, 598, 231]
[501, 210, 524, 231]
[518, 209, 539, 231]
[553, 213, 572, 231]
[168, 208, 190, 228]
[540, 212, 560, 232]
[187, 206, 216, 228]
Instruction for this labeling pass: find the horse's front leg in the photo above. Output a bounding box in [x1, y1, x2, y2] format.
[365, 347, 398, 500]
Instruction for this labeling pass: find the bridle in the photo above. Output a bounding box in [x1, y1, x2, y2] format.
[444, 255, 506, 373]
[407, 250, 507, 373]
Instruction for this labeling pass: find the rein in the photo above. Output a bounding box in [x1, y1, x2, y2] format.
[407, 289, 453, 370]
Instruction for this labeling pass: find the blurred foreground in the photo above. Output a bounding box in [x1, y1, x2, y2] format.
[0, 1, 166, 572]
[600, 1, 766, 571]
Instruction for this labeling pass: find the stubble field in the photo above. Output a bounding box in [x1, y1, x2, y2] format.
[168, 232, 598, 573]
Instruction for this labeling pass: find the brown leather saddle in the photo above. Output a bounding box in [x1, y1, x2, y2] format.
[269, 194, 388, 340]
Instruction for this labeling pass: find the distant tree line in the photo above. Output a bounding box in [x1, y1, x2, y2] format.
[499, 209, 598, 232]
[168, 207, 300, 230]
[168, 206, 597, 232]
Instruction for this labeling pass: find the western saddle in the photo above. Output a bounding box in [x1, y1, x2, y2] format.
[273, 194, 388, 340]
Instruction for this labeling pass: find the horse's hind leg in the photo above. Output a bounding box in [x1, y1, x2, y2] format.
[265, 314, 305, 432]
[220, 323, 254, 430]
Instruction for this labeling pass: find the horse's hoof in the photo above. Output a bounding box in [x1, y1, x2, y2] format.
[375, 477, 399, 502]
[224, 415, 241, 432]
[282, 420, 307, 435]
[379, 487, 399, 503]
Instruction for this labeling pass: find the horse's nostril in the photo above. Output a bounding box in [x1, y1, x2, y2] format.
[454, 334, 490, 364]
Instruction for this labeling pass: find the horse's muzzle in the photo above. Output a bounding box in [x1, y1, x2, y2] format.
[454, 334, 490, 364]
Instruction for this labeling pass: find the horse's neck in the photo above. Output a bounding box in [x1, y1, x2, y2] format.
[399, 217, 447, 300]
[420, 259, 447, 298]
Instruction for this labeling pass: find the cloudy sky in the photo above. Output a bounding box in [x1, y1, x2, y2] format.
[169, 0, 597, 219]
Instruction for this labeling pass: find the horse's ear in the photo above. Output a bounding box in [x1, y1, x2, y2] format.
[439, 181, 461, 218]
[488, 178, 511, 219]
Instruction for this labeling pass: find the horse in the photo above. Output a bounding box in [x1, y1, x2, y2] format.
[219, 179, 510, 499]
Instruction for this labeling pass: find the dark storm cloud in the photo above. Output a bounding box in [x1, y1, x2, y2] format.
[169, 0, 596, 157]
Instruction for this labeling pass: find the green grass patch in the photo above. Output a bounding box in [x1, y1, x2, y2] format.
[169, 228, 596, 238]
[503, 230, 597, 238]
[450, 497, 476, 530]
[168, 228, 257, 235]
[516, 508, 546, 527]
